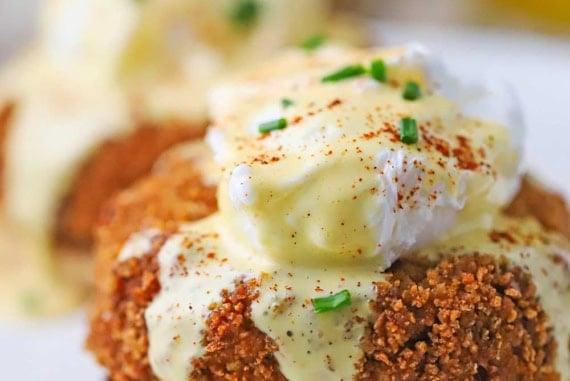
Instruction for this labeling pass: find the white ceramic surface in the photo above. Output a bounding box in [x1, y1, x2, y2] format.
[0, 19, 569, 380]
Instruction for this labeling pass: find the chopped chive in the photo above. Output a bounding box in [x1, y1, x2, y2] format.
[400, 117, 419, 144]
[370, 59, 387, 83]
[299, 35, 326, 51]
[312, 289, 351, 314]
[230, 0, 260, 28]
[259, 118, 287, 134]
[402, 81, 421, 101]
[281, 98, 294, 108]
[321, 64, 366, 83]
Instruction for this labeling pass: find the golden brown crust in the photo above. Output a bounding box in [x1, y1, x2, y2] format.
[55, 120, 206, 251]
[93, 147, 217, 282]
[87, 167, 569, 380]
[86, 153, 217, 380]
[358, 254, 558, 381]
[0, 103, 14, 200]
[88, 253, 560, 381]
[191, 279, 286, 381]
[88, 250, 163, 381]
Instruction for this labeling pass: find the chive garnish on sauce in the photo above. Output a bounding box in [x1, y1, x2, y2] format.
[321, 65, 366, 83]
[230, 0, 260, 28]
[400, 117, 419, 144]
[281, 98, 294, 108]
[312, 289, 351, 314]
[402, 81, 421, 101]
[259, 118, 288, 134]
[370, 59, 387, 83]
[299, 35, 326, 51]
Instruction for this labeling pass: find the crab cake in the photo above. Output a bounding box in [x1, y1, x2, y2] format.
[87, 46, 570, 380]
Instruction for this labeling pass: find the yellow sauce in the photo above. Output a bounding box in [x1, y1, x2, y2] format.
[210, 46, 520, 269]
[0, 50, 132, 317]
[128, 211, 570, 380]
[116, 46, 569, 379]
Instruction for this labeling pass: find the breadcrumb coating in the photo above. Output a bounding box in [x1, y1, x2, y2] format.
[359, 254, 558, 380]
[89, 249, 163, 380]
[191, 279, 286, 381]
[86, 162, 568, 380]
[87, 153, 217, 380]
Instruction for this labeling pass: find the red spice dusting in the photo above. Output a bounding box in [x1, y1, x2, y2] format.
[420, 125, 450, 157]
[291, 116, 303, 125]
[452, 135, 479, 170]
[383, 123, 400, 143]
[362, 130, 380, 140]
[327, 99, 343, 109]
[489, 230, 517, 244]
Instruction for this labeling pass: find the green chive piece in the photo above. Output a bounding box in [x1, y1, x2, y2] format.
[402, 81, 421, 101]
[299, 35, 326, 51]
[259, 118, 287, 134]
[230, 0, 260, 28]
[370, 59, 387, 83]
[321, 64, 366, 83]
[312, 289, 351, 314]
[400, 117, 419, 144]
[281, 98, 294, 108]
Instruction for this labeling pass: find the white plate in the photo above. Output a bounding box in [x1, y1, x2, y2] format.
[1, 20, 569, 380]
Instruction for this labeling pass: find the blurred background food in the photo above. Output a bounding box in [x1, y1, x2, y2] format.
[3, 0, 570, 66]
[0, 0, 362, 318]
[339, 0, 570, 34]
[6, 0, 570, 66]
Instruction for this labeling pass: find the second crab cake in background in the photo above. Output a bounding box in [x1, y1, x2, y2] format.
[0, 0, 357, 317]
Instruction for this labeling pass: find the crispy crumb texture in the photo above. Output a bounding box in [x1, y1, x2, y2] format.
[88, 252, 162, 380]
[359, 254, 558, 380]
[87, 166, 568, 380]
[191, 279, 286, 381]
[86, 153, 217, 380]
